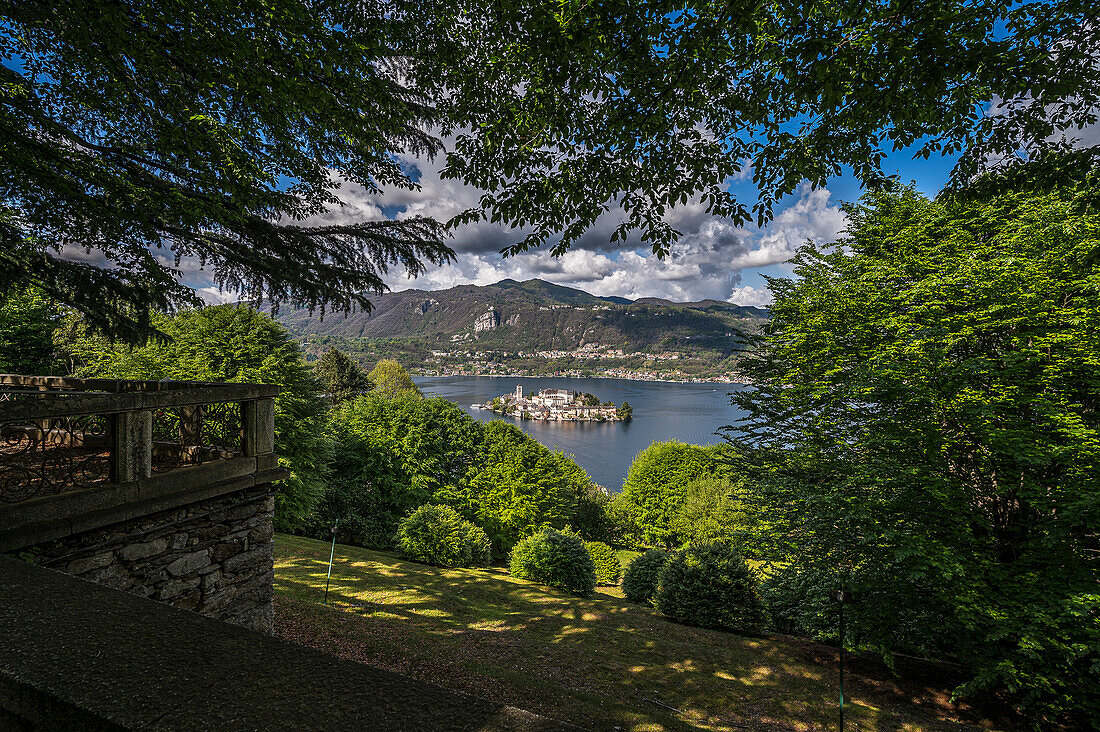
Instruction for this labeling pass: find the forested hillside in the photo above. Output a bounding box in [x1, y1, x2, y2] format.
[271, 279, 768, 355]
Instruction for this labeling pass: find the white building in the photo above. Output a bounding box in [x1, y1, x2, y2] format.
[532, 388, 574, 407]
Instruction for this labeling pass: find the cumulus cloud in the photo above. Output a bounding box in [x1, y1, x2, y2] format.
[312, 149, 847, 307]
[57, 142, 846, 308]
[196, 286, 240, 305]
[728, 285, 774, 307]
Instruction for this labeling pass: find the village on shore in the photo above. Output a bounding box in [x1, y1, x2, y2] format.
[412, 344, 750, 383]
[479, 385, 633, 422]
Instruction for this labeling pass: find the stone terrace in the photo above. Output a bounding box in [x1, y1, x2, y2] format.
[0, 374, 284, 631]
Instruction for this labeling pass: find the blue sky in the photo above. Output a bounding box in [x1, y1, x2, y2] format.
[112, 133, 964, 309]
[732, 146, 958, 295]
[273, 139, 961, 308]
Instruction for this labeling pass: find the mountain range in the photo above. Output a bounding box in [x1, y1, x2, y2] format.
[273, 279, 768, 355]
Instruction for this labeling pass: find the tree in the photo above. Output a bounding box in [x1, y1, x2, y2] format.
[615, 441, 734, 548]
[726, 179, 1100, 721]
[460, 421, 585, 554]
[413, 0, 1099, 255]
[66, 305, 330, 531]
[316, 395, 595, 555]
[0, 287, 62, 375]
[367, 359, 421, 399]
[616, 402, 633, 421]
[318, 394, 482, 544]
[1, 0, 452, 341]
[313, 347, 372, 405]
[670, 477, 763, 559]
[4, 2, 1096, 338]
[571, 483, 618, 545]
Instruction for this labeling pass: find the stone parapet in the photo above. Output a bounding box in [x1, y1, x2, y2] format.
[23, 486, 276, 633]
[1, 375, 282, 634]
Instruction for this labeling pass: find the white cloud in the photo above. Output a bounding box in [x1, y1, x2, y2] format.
[310, 149, 847, 305]
[728, 285, 774, 307]
[57, 142, 846, 308]
[196, 286, 240, 305]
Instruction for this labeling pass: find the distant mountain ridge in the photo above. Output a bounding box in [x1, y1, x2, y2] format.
[272, 279, 767, 354]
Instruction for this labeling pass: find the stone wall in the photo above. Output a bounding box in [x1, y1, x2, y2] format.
[18, 485, 275, 633]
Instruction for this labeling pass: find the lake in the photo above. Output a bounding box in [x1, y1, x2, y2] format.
[414, 376, 751, 492]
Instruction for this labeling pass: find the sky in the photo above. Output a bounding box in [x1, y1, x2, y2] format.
[342, 92, 1096, 308]
[14, 12, 1095, 311]
[182, 113, 1096, 308]
[189, 144, 955, 309]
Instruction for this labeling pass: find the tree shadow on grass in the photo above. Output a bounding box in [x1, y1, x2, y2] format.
[274, 535, 1004, 732]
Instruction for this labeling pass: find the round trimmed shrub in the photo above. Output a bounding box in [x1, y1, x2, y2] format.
[622, 549, 669, 604]
[509, 529, 597, 596]
[585, 541, 622, 585]
[654, 543, 765, 633]
[396, 504, 490, 568]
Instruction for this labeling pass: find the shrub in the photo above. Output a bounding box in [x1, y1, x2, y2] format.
[760, 562, 838, 637]
[466, 523, 492, 567]
[585, 541, 622, 585]
[571, 484, 619, 544]
[396, 504, 490, 568]
[509, 529, 596, 596]
[654, 543, 765, 633]
[622, 549, 669, 604]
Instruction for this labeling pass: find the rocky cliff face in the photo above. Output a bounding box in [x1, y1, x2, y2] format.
[415, 298, 440, 314]
[473, 307, 501, 333]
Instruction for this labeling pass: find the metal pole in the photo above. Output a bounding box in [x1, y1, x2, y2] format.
[839, 596, 845, 732]
[324, 520, 338, 605]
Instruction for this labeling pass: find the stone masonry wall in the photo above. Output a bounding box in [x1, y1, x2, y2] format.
[17, 486, 275, 634]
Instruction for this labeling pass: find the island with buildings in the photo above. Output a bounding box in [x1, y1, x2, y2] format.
[484, 386, 633, 422]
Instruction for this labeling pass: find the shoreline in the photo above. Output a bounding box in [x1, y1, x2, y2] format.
[414, 372, 751, 386]
[482, 407, 630, 423]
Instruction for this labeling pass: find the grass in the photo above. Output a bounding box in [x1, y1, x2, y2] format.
[274, 534, 1000, 731]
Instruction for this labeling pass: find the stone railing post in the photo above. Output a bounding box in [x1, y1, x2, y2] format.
[241, 398, 275, 457]
[112, 410, 152, 483]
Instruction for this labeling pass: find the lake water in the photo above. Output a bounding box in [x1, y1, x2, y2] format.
[414, 376, 751, 492]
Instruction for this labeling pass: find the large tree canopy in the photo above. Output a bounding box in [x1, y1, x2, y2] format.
[2, 0, 1097, 339]
[726, 178, 1100, 721]
[314, 394, 595, 554]
[1, 0, 452, 340]
[0, 287, 61, 374]
[313, 347, 373, 405]
[412, 0, 1099, 253]
[614, 440, 736, 548]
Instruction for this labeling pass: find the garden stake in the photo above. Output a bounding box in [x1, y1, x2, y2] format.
[831, 588, 848, 732]
[839, 596, 845, 731]
[324, 520, 338, 605]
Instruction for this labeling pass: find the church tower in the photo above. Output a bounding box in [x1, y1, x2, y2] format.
[515, 385, 523, 402]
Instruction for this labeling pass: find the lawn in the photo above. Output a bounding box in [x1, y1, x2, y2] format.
[274, 534, 1001, 731]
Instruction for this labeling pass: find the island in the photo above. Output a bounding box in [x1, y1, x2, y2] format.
[484, 386, 633, 422]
